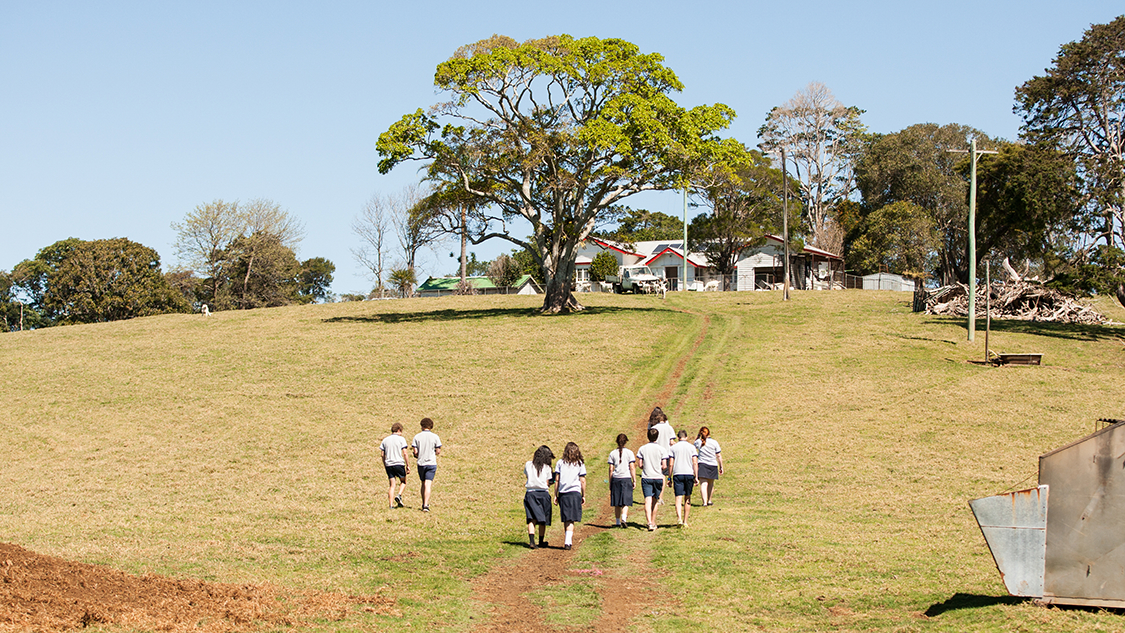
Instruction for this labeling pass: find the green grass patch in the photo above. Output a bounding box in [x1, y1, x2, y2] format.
[528, 578, 602, 629]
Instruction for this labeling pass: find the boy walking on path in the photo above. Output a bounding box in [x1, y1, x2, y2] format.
[669, 429, 699, 526]
[380, 423, 410, 509]
[636, 427, 671, 531]
[411, 417, 442, 512]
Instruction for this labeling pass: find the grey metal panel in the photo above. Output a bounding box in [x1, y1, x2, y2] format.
[969, 486, 1048, 597]
[1040, 421, 1125, 604]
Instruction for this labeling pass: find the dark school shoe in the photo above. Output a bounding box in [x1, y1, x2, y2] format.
[564, 544, 572, 550]
[395, 495, 404, 508]
[422, 506, 430, 512]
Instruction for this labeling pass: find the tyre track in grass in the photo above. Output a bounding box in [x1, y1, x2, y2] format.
[471, 303, 714, 632]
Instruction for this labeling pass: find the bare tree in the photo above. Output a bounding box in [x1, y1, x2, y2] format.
[759, 82, 866, 251]
[241, 198, 305, 247]
[351, 193, 394, 298]
[389, 184, 444, 296]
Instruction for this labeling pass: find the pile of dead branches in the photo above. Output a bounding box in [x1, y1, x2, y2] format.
[923, 281, 1110, 324]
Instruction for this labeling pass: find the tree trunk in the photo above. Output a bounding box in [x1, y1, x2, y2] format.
[542, 274, 583, 313]
[460, 205, 468, 285]
[241, 252, 255, 309]
[1116, 282, 1125, 311]
[540, 253, 583, 314]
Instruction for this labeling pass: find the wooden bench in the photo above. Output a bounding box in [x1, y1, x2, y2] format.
[994, 353, 1043, 366]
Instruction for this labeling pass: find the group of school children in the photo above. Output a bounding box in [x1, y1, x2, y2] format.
[522, 406, 725, 549]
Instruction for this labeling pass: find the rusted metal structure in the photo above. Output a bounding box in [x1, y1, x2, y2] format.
[970, 420, 1125, 607]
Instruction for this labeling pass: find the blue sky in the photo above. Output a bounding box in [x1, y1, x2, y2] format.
[2, 1, 1121, 296]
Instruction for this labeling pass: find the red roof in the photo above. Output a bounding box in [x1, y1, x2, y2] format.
[644, 247, 705, 268]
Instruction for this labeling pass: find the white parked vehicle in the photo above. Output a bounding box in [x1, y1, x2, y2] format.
[604, 265, 666, 294]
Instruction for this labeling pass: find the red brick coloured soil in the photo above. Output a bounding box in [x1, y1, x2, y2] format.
[0, 542, 396, 632]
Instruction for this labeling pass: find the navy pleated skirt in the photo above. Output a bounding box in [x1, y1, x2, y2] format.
[610, 477, 634, 507]
[557, 491, 583, 523]
[524, 489, 552, 525]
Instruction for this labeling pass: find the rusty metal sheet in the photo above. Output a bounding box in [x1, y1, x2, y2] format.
[1040, 421, 1125, 606]
[969, 486, 1047, 597]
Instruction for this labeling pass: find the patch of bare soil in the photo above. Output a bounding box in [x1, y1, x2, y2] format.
[470, 481, 678, 633]
[470, 312, 709, 632]
[0, 543, 397, 632]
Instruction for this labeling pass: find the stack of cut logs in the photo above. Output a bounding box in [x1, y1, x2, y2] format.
[923, 281, 1108, 324]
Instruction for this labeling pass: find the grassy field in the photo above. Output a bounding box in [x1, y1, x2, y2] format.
[2, 290, 1125, 631]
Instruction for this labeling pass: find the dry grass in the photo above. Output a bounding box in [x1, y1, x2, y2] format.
[3, 289, 1125, 631]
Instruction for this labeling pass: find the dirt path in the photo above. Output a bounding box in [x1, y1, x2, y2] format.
[471, 309, 712, 632]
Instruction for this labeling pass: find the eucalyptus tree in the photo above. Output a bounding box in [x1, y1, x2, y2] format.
[758, 82, 866, 254]
[352, 187, 429, 299]
[594, 207, 684, 245]
[377, 34, 745, 313]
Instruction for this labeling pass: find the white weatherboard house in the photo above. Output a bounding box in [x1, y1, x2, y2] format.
[574, 236, 844, 291]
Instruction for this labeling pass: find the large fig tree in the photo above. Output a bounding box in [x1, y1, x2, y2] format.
[376, 34, 744, 313]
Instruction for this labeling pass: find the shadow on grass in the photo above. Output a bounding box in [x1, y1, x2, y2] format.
[924, 593, 1026, 616]
[923, 316, 1125, 342]
[324, 305, 663, 325]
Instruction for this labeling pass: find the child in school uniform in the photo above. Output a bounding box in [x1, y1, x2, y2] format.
[411, 417, 442, 512]
[379, 422, 410, 509]
[636, 427, 671, 531]
[524, 445, 555, 549]
[695, 426, 724, 506]
[554, 442, 586, 550]
[669, 429, 699, 526]
[607, 433, 636, 528]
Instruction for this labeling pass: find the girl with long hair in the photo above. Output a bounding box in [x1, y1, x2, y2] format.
[523, 445, 555, 549]
[554, 442, 587, 550]
[607, 433, 636, 528]
[694, 426, 723, 506]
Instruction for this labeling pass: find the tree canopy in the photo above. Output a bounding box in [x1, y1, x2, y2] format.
[1016, 15, 1125, 250]
[376, 34, 746, 312]
[594, 207, 684, 245]
[1016, 15, 1125, 302]
[10, 238, 190, 325]
[847, 201, 938, 277]
[170, 199, 328, 309]
[972, 142, 1082, 267]
[853, 123, 997, 284]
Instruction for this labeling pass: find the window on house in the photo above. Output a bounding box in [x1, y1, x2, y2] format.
[575, 269, 589, 282]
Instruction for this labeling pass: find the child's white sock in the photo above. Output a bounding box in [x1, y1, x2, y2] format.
[564, 533, 573, 546]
